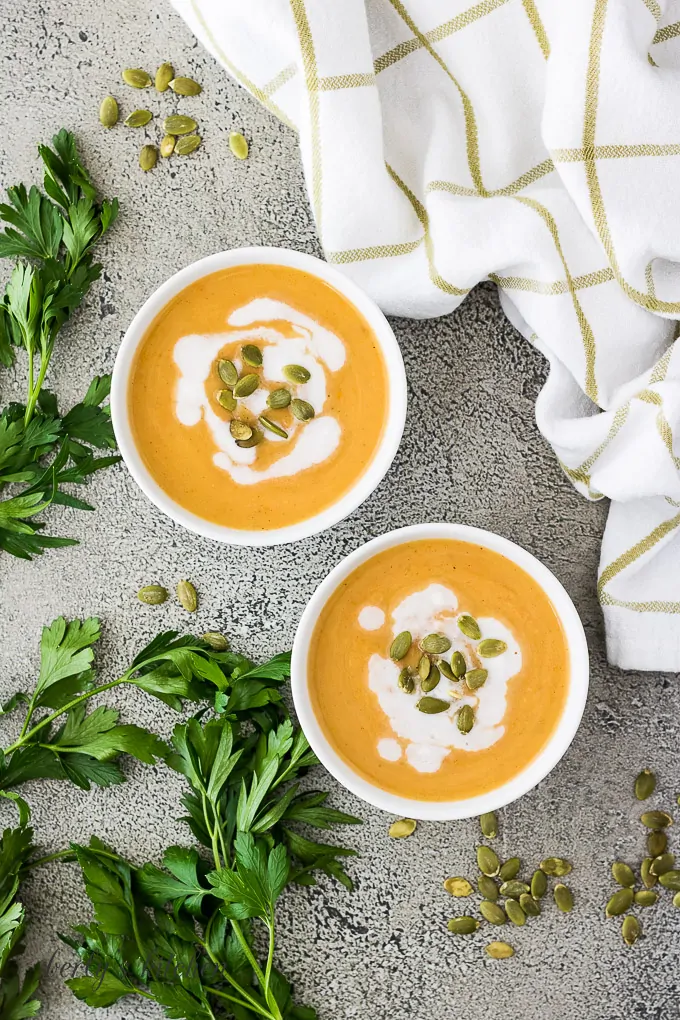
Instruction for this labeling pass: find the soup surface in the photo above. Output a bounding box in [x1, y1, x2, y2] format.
[128, 264, 389, 530]
[308, 539, 570, 801]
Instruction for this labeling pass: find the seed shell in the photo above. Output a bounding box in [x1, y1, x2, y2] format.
[242, 344, 262, 367]
[124, 109, 152, 127]
[176, 579, 198, 613]
[160, 134, 176, 157]
[658, 870, 680, 890]
[139, 145, 158, 171]
[236, 428, 263, 448]
[499, 858, 521, 882]
[202, 632, 228, 651]
[284, 363, 311, 384]
[648, 830, 667, 857]
[478, 875, 498, 900]
[259, 415, 288, 439]
[397, 668, 415, 693]
[444, 877, 473, 898]
[457, 614, 481, 640]
[229, 131, 249, 160]
[291, 398, 315, 421]
[123, 68, 152, 88]
[477, 845, 500, 877]
[634, 768, 656, 801]
[418, 654, 431, 681]
[673, 891, 680, 907]
[465, 668, 488, 691]
[500, 881, 530, 899]
[421, 663, 441, 693]
[230, 420, 253, 441]
[634, 890, 658, 907]
[622, 915, 641, 947]
[389, 818, 416, 839]
[137, 584, 167, 605]
[479, 900, 506, 925]
[457, 704, 474, 733]
[641, 810, 673, 829]
[439, 660, 456, 681]
[216, 389, 236, 411]
[504, 898, 526, 926]
[650, 853, 675, 877]
[554, 883, 574, 913]
[480, 812, 497, 839]
[99, 96, 119, 128]
[611, 862, 635, 888]
[233, 374, 259, 398]
[530, 869, 547, 898]
[218, 359, 239, 386]
[421, 633, 451, 654]
[163, 114, 198, 135]
[640, 857, 658, 889]
[175, 134, 201, 155]
[417, 697, 449, 715]
[390, 631, 412, 661]
[267, 388, 291, 409]
[606, 887, 633, 917]
[540, 857, 572, 877]
[447, 916, 479, 935]
[169, 75, 202, 96]
[155, 62, 174, 92]
[485, 941, 514, 959]
[478, 638, 507, 658]
[520, 893, 540, 917]
[451, 650, 466, 677]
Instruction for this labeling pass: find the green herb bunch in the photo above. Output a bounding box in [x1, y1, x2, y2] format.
[0, 129, 120, 559]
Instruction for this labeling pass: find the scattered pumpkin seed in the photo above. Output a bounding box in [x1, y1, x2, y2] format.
[447, 916, 479, 935]
[164, 114, 198, 135]
[650, 853, 675, 876]
[418, 654, 431, 681]
[137, 584, 167, 605]
[169, 75, 202, 96]
[155, 62, 174, 92]
[176, 579, 198, 613]
[477, 845, 500, 877]
[641, 810, 673, 829]
[673, 891, 680, 907]
[457, 614, 481, 640]
[233, 374, 259, 398]
[397, 667, 415, 693]
[390, 631, 412, 661]
[504, 898, 526, 926]
[242, 344, 262, 367]
[389, 818, 416, 839]
[417, 696, 449, 715]
[451, 650, 467, 677]
[259, 415, 288, 439]
[291, 398, 315, 421]
[540, 857, 572, 877]
[648, 830, 667, 857]
[123, 68, 152, 89]
[520, 893, 540, 917]
[421, 633, 451, 654]
[465, 668, 488, 691]
[500, 881, 530, 899]
[267, 388, 291, 410]
[125, 109, 153, 128]
[439, 660, 456, 681]
[99, 95, 119, 128]
[554, 883, 574, 913]
[444, 877, 473, 898]
[531, 870, 547, 898]
[480, 812, 498, 839]
[478, 875, 499, 900]
[202, 631, 228, 651]
[229, 131, 249, 160]
[640, 857, 658, 889]
[634, 889, 658, 907]
[622, 915, 641, 947]
[139, 145, 158, 171]
[479, 900, 506, 925]
[160, 134, 176, 157]
[611, 862, 635, 888]
[230, 420, 253, 442]
[284, 363, 311, 384]
[236, 427, 263, 449]
[659, 870, 680, 890]
[216, 389, 236, 412]
[606, 887, 633, 917]
[175, 134, 201, 155]
[485, 941, 514, 959]
[457, 704, 474, 733]
[421, 663, 441, 693]
[634, 768, 656, 801]
[499, 858, 521, 882]
[218, 359, 238, 386]
[478, 638, 508, 658]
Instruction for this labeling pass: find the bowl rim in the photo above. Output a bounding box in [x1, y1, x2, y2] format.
[110, 246, 407, 547]
[291, 522, 590, 820]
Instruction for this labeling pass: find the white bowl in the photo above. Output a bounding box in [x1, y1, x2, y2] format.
[111, 247, 407, 547]
[292, 523, 589, 821]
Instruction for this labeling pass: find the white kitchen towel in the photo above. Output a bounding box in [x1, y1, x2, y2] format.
[170, 0, 680, 671]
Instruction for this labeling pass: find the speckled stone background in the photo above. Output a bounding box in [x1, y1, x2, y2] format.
[0, 3, 678, 1019]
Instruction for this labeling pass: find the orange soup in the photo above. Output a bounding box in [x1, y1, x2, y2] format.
[128, 264, 389, 531]
[308, 539, 570, 801]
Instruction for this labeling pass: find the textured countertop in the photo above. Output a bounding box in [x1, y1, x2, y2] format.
[1, 3, 678, 1019]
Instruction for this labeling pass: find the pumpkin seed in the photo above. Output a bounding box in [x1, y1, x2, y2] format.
[267, 388, 291, 409]
[218, 359, 238, 386]
[520, 893, 540, 917]
[202, 632, 229, 651]
[531, 869, 547, 898]
[479, 900, 506, 925]
[477, 845, 500, 877]
[236, 427, 263, 448]
[641, 810, 673, 829]
[457, 614, 481, 640]
[242, 344, 262, 367]
[504, 898, 526, 926]
[421, 663, 441, 693]
[291, 398, 315, 421]
[640, 857, 658, 889]
[444, 877, 473, 898]
[648, 830, 667, 857]
[622, 915, 641, 947]
[480, 811, 497, 839]
[634, 889, 658, 907]
[389, 818, 416, 838]
[451, 650, 467, 677]
[500, 881, 530, 899]
[417, 654, 431, 681]
[216, 389, 236, 411]
[176, 579, 198, 613]
[229, 131, 249, 160]
[99, 95, 119, 128]
[417, 697, 449, 715]
[160, 134, 176, 157]
[457, 704, 474, 733]
[123, 68, 152, 88]
[397, 668, 415, 693]
[478, 875, 498, 900]
[164, 114, 198, 135]
[259, 415, 288, 439]
[175, 134, 201, 155]
[611, 862, 635, 888]
[659, 870, 680, 890]
[125, 109, 152, 127]
[485, 941, 514, 959]
[155, 62, 174, 92]
[499, 858, 521, 882]
[478, 638, 507, 658]
[233, 374, 259, 398]
[447, 916, 479, 935]
[439, 660, 456, 681]
[284, 363, 311, 384]
[540, 857, 572, 877]
[554, 883, 574, 913]
[137, 584, 167, 605]
[169, 75, 202, 96]
[634, 768, 656, 801]
[650, 853, 675, 876]
[465, 668, 488, 691]
[606, 887, 633, 917]
[421, 633, 451, 654]
[230, 420, 253, 441]
[139, 145, 157, 171]
[390, 631, 412, 661]
[673, 891, 680, 907]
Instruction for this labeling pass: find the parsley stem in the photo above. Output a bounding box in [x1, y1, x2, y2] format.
[264, 919, 275, 999]
[199, 939, 275, 1020]
[24, 349, 51, 425]
[21, 848, 74, 871]
[230, 920, 283, 1020]
[206, 986, 269, 1016]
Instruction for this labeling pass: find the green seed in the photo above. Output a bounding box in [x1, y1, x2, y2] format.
[650, 853, 675, 876]
[139, 145, 158, 171]
[673, 891, 680, 907]
[124, 109, 153, 127]
[611, 862, 635, 888]
[479, 900, 506, 925]
[417, 697, 449, 715]
[291, 398, 315, 421]
[485, 941, 514, 959]
[606, 887, 633, 917]
[465, 668, 488, 691]
[259, 415, 288, 439]
[658, 870, 680, 890]
[397, 668, 415, 693]
[418, 654, 431, 681]
[641, 810, 673, 829]
[283, 363, 311, 384]
[233, 374, 259, 398]
[175, 134, 201, 155]
[164, 114, 198, 135]
[621, 915, 641, 947]
[451, 650, 466, 677]
[530, 870, 547, 898]
[421, 633, 451, 654]
[202, 632, 229, 651]
[478, 875, 498, 900]
[155, 62, 174, 92]
[504, 898, 526, 926]
[390, 631, 412, 661]
[540, 857, 572, 877]
[634, 889, 658, 907]
[554, 884, 574, 913]
[242, 344, 262, 367]
[230, 420, 253, 441]
[457, 704, 474, 733]
[236, 428, 263, 449]
[447, 916, 479, 935]
[160, 134, 176, 157]
[478, 639, 508, 658]
[421, 663, 440, 693]
[439, 660, 456, 681]
[500, 881, 530, 899]
[444, 877, 473, 898]
[99, 95, 119, 128]
[267, 388, 291, 409]
[499, 858, 520, 882]
[648, 830, 667, 857]
[640, 857, 658, 889]
[457, 614, 481, 640]
[389, 818, 416, 839]
[520, 893, 540, 917]
[218, 359, 239, 386]
[169, 75, 202, 96]
[480, 812, 497, 839]
[176, 579, 198, 613]
[634, 768, 656, 801]
[216, 389, 236, 411]
[137, 584, 167, 605]
[229, 131, 249, 160]
[122, 68, 152, 88]
[477, 845, 500, 877]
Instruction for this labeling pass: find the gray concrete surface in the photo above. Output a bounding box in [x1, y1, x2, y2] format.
[0, 3, 678, 1019]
